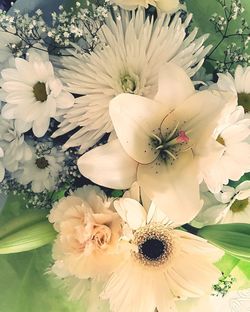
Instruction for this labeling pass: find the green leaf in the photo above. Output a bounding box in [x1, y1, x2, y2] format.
[215, 253, 240, 275]
[0, 246, 86, 312]
[0, 221, 56, 254]
[198, 223, 250, 261]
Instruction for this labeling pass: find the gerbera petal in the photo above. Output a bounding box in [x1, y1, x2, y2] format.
[109, 93, 164, 164]
[114, 198, 146, 229]
[137, 150, 202, 224]
[77, 139, 138, 189]
[154, 62, 195, 110]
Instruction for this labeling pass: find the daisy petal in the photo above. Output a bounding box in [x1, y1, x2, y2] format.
[109, 94, 164, 164]
[77, 139, 138, 189]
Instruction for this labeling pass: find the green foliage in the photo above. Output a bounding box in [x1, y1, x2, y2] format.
[198, 223, 250, 261]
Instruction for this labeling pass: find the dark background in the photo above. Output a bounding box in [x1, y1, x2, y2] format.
[0, 0, 16, 10]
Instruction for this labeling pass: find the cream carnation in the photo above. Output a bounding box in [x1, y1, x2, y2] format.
[48, 186, 123, 280]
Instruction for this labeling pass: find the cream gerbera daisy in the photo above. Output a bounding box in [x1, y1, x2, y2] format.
[78, 63, 232, 224]
[52, 9, 211, 152]
[101, 198, 223, 312]
[48, 185, 123, 280]
[1, 50, 74, 138]
[14, 143, 64, 193]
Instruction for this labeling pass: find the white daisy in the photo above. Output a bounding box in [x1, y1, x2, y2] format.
[110, 0, 181, 13]
[78, 63, 231, 224]
[52, 9, 211, 152]
[14, 143, 64, 193]
[1, 50, 74, 138]
[195, 181, 250, 225]
[200, 105, 250, 193]
[0, 147, 5, 182]
[217, 65, 250, 115]
[0, 106, 32, 172]
[101, 197, 223, 312]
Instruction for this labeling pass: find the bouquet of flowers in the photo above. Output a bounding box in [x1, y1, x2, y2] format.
[0, 0, 250, 311]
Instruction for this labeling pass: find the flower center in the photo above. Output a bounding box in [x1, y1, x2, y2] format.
[132, 224, 174, 267]
[121, 74, 137, 93]
[35, 157, 49, 169]
[33, 82, 47, 102]
[151, 125, 190, 164]
[216, 135, 225, 146]
[238, 92, 250, 113]
[230, 198, 249, 213]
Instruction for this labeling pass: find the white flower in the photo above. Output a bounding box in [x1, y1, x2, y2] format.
[101, 197, 223, 312]
[0, 147, 5, 182]
[1, 51, 74, 138]
[0, 107, 32, 172]
[52, 9, 211, 152]
[195, 181, 250, 225]
[110, 0, 181, 13]
[14, 144, 64, 193]
[78, 63, 231, 224]
[217, 65, 250, 115]
[48, 185, 123, 280]
[0, 29, 20, 71]
[200, 106, 250, 193]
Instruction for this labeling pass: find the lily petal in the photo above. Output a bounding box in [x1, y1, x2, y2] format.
[137, 150, 202, 225]
[109, 94, 164, 164]
[154, 62, 195, 110]
[77, 139, 138, 189]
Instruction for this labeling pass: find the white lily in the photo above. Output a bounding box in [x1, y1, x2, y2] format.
[78, 63, 232, 224]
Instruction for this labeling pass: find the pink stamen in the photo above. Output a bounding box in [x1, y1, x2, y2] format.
[177, 130, 189, 143]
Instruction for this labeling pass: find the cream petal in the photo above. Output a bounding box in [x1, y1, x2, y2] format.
[109, 94, 164, 164]
[77, 139, 138, 189]
[154, 62, 195, 110]
[32, 117, 50, 137]
[137, 150, 202, 225]
[156, 0, 180, 12]
[114, 198, 146, 229]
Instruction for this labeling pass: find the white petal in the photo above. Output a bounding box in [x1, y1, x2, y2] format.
[156, 0, 180, 12]
[114, 198, 146, 229]
[109, 94, 164, 164]
[137, 150, 202, 225]
[55, 91, 74, 109]
[77, 139, 138, 189]
[154, 62, 195, 110]
[32, 117, 50, 137]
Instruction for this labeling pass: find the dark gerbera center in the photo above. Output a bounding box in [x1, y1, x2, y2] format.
[230, 198, 249, 213]
[238, 92, 250, 113]
[132, 224, 174, 267]
[33, 82, 47, 102]
[35, 157, 49, 169]
[139, 238, 165, 261]
[121, 74, 137, 93]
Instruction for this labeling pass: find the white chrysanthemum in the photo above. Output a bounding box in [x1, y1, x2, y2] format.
[53, 9, 211, 152]
[14, 144, 64, 193]
[48, 185, 123, 280]
[0, 147, 5, 182]
[101, 198, 223, 312]
[78, 63, 232, 224]
[200, 106, 250, 193]
[110, 0, 181, 13]
[1, 51, 74, 138]
[217, 65, 250, 115]
[194, 181, 250, 225]
[0, 29, 20, 71]
[0, 107, 32, 172]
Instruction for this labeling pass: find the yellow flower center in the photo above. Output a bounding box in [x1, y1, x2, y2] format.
[230, 198, 249, 213]
[121, 74, 137, 93]
[238, 93, 250, 113]
[33, 82, 48, 102]
[216, 135, 225, 146]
